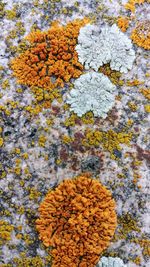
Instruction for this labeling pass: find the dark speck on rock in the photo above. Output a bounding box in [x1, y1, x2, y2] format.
[29, 128, 37, 137]
[113, 149, 122, 158]
[4, 130, 11, 136]
[49, 144, 58, 158]
[81, 155, 103, 174]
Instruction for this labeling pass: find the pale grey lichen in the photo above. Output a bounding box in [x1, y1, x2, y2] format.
[96, 257, 127, 267]
[66, 72, 117, 118]
[76, 23, 135, 73]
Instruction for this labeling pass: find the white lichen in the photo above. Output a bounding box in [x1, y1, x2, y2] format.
[76, 23, 135, 73]
[66, 72, 117, 118]
[97, 256, 127, 267]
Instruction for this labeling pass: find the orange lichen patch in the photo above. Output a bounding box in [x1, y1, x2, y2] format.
[124, 0, 150, 13]
[36, 175, 117, 267]
[131, 20, 150, 50]
[140, 88, 150, 100]
[117, 17, 129, 32]
[11, 19, 89, 90]
[126, 79, 144, 86]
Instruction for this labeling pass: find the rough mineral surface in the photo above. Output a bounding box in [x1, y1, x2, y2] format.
[81, 155, 102, 174]
[0, 0, 150, 266]
[76, 24, 135, 73]
[66, 72, 117, 118]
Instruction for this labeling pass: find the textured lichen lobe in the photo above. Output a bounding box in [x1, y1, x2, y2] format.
[66, 72, 117, 118]
[76, 24, 135, 73]
[97, 256, 127, 267]
[36, 175, 117, 267]
[11, 19, 88, 89]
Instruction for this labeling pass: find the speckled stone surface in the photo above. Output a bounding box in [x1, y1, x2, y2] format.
[0, 0, 150, 266]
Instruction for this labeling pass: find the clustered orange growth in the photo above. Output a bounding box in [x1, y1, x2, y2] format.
[124, 0, 150, 13]
[131, 20, 150, 50]
[140, 88, 150, 100]
[117, 17, 129, 32]
[11, 19, 89, 89]
[36, 175, 117, 267]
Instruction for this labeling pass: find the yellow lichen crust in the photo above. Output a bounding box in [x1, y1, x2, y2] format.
[118, 213, 141, 238]
[30, 87, 61, 110]
[134, 239, 150, 257]
[117, 17, 129, 32]
[0, 137, 4, 147]
[82, 129, 132, 159]
[99, 64, 123, 86]
[11, 19, 89, 89]
[128, 101, 137, 112]
[144, 104, 150, 112]
[131, 20, 150, 50]
[13, 256, 45, 267]
[36, 175, 117, 267]
[0, 220, 14, 245]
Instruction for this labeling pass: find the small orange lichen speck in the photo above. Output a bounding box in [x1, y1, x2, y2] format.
[11, 19, 89, 90]
[140, 88, 150, 100]
[124, 0, 150, 13]
[117, 17, 129, 32]
[36, 174, 117, 267]
[131, 20, 150, 50]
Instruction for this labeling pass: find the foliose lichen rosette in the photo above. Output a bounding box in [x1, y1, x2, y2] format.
[66, 72, 117, 118]
[66, 23, 135, 118]
[36, 175, 117, 267]
[11, 19, 89, 89]
[76, 24, 135, 73]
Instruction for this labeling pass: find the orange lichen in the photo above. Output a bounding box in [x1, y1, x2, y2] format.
[124, 0, 150, 13]
[36, 174, 117, 267]
[126, 79, 144, 86]
[117, 17, 129, 32]
[11, 19, 89, 90]
[140, 88, 150, 100]
[131, 20, 150, 50]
